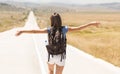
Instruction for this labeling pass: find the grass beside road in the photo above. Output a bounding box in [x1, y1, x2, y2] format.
[61, 12, 120, 67]
[67, 31, 120, 66]
[0, 11, 28, 32]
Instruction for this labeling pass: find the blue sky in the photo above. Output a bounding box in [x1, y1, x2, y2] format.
[1, 0, 120, 4]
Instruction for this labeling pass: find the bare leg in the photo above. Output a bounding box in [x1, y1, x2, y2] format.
[56, 64, 64, 74]
[48, 63, 54, 74]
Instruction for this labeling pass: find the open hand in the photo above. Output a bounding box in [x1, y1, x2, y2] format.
[15, 31, 22, 36]
[90, 21, 100, 28]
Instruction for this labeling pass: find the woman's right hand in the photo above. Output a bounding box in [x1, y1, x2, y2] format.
[90, 21, 101, 28]
[15, 31, 22, 36]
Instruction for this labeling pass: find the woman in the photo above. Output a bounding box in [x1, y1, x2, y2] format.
[16, 13, 100, 74]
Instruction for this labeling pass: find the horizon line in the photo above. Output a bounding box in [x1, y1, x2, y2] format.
[0, 1, 120, 5]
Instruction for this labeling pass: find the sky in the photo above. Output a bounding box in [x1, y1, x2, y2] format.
[1, 0, 120, 4]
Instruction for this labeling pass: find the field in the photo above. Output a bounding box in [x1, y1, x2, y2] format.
[0, 11, 28, 32]
[0, 10, 120, 67]
[62, 12, 120, 67]
[35, 11, 120, 67]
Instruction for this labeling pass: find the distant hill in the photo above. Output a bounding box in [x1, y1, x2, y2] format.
[0, 2, 26, 11]
[1, 1, 120, 12]
[81, 3, 120, 11]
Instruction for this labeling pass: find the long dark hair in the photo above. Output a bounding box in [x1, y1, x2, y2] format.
[50, 13, 62, 27]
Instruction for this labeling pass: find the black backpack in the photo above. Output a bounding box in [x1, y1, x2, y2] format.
[46, 26, 67, 62]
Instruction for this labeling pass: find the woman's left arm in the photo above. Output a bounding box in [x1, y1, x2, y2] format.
[68, 21, 100, 31]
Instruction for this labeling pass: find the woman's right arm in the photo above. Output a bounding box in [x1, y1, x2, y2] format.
[15, 28, 47, 36]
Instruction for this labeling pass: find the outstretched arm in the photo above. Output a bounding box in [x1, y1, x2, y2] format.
[68, 21, 100, 31]
[15, 28, 47, 36]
